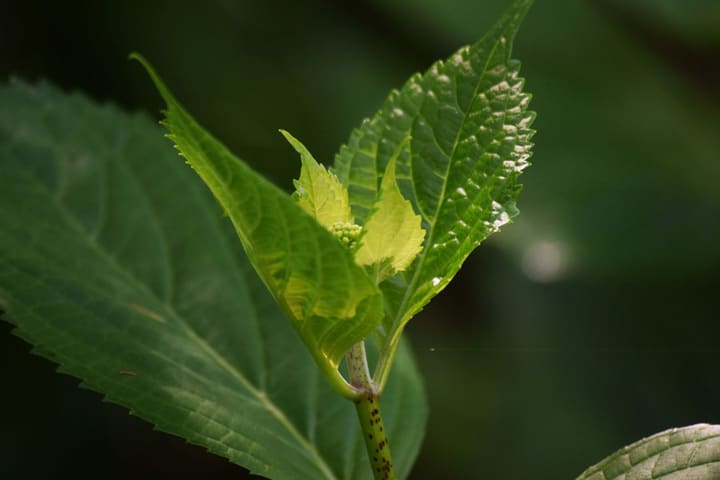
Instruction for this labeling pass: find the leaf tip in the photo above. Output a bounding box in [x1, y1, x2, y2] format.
[127, 51, 143, 63]
[129, 52, 178, 110]
[279, 129, 307, 158]
[128, 52, 155, 78]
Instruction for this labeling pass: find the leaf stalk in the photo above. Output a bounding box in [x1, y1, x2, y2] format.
[372, 329, 403, 393]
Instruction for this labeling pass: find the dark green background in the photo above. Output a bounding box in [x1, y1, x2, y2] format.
[2, 0, 718, 478]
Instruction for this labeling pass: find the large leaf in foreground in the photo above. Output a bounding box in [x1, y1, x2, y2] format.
[577, 424, 720, 480]
[334, 0, 535, 349]
[0, 81, 427, 479]
[132, 55, 382, 380]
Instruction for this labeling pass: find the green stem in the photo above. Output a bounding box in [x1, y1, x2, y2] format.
[345, 341, 371, 389]
[372, 328, 403, 393]
[355, 392, 396, 480]
[345, 342, 397, 480]
[317, 351, 360, 400]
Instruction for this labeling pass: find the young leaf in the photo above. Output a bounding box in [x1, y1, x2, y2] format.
[577, 424, 720, 480]
[355, 157, 426, 284]
[282, 129, 352, 230]
[333, 0, 535, 384]
[131, 55, 382, 389]
[0, 81, 427, 479]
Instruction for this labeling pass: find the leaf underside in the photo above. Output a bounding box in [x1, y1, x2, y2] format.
[577, 424, 720, 480]
[334, 0, 535, 342]
[0, 81, 426, 480]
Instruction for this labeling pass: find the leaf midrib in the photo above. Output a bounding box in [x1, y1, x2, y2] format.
[387, 31, 507, 336]
[117, 157, 339, 480]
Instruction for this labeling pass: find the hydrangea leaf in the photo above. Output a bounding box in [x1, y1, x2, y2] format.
[355, 157, 426, 284]
[131, 54, 382, 387]
[333, 0, 535, 376]
[282, 129, 352, 230]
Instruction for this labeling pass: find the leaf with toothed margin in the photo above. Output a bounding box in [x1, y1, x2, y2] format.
[131, 54, 383, 383]
[0, 81, 427, 479]
[282, 129, 353, 230]
[355, 157, 426, 284]
[333, 0, 535, 349]
[576, 424, 720, 480]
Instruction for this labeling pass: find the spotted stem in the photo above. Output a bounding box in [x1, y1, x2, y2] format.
[345, 342, 397, 480]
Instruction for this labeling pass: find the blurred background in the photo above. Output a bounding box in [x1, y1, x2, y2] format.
[1, 0, 719, 478]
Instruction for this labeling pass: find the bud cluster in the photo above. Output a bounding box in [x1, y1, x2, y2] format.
[329, 221, 362, 249]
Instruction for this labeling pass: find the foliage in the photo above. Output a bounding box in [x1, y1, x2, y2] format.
[0, 0, 716, 478]
[0, 80, 425, 479]
[130, 0, 536, 401]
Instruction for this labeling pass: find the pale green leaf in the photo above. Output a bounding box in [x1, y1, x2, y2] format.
[0, 80, 427, 479]
[282, 129, 352, 230]
[577, 424, 720, 480]
[131, 55, 381, 380]
[355, 157, 426, 283]
[334, 0, 535, 354]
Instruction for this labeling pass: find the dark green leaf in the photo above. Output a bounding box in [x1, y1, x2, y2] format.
[333, 0, 535, 371]
[0, 81, 426, 479]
